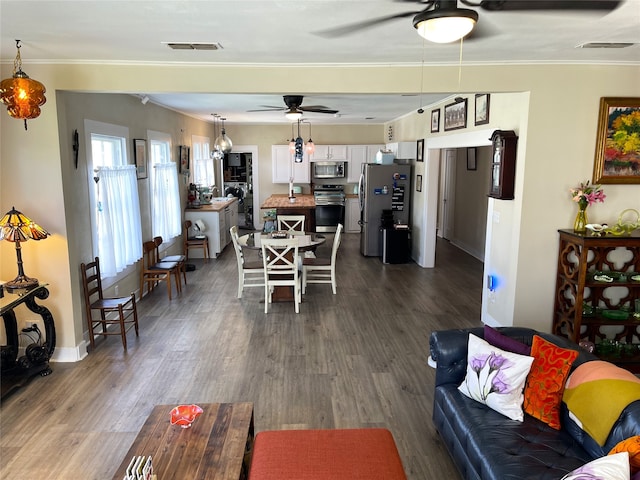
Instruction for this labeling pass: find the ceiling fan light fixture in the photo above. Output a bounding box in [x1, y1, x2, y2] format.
[284, 108, 303, 121]
[413, 8, 478, 44]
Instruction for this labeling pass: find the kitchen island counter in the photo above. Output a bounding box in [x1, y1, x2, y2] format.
[261, 194, 316, 232]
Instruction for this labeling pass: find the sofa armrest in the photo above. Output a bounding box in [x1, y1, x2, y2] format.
[429, 328, 483, 387]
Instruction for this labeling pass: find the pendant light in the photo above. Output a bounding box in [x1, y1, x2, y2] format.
[210, 114, 224, 160]
[214, 117, 233, 154]
[0, 40, 47, 130]
[302, 120, 315, 155]
[289, 122, 296, 154]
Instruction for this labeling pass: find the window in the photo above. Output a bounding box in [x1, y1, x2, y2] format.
[192, 135, 214, 187]
[85, 119, 143, 279]
[148, 130, 181, 241]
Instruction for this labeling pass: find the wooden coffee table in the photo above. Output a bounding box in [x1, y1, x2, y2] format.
[112, 402, 254, 480]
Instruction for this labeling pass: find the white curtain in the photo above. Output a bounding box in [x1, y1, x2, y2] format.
[96, 165, 143, 277]
[152, 163, 181, 241]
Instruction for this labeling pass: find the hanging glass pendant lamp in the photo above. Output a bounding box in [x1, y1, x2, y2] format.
[210, 114, 224, 160]
[214, 117, 233, 154]
[0, 40, 47, 130]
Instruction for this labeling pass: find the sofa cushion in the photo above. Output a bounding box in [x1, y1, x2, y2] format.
[458, 334, 534, 421]
[523, 335, 578, 430]
[434, 384, 593, 480]
[484, 325, 531, 355]
[610, 436, 640, 475]
[560, 451, 630, 480]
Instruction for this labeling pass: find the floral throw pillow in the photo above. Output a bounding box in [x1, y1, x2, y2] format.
[610, 436, 640, 475]
[458, 334, 534, 422]
[561, 452, 630, 480]
[523, 335, 578, 430]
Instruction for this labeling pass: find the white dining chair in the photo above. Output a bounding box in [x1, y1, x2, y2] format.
[277, 215, 305, 233]
[302, 223, 342, 294]
[230, 226, 264, 298]
[261, 237, 302, 313]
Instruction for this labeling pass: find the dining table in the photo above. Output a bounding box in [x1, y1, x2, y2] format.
[237, 231, 326, 302]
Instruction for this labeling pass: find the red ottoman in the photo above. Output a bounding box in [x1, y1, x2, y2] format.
[248, 428, 407, 480]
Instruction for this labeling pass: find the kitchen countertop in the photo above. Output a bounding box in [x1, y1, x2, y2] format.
[261, 194, 315, 209]
[185, 197, 237, 212]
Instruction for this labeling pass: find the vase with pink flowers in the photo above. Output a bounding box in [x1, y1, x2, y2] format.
[569, 180, 606, 234]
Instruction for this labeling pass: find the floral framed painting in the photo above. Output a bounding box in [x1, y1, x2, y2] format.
[592, 97, 640, 184]
[444, 99, 467, 131]
[475, 93, 490, 126]
[179, 145, 190, 174]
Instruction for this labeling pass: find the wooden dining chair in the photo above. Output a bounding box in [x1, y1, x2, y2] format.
[153, 236, 187, 288]
[261, 237, 302, 313]
[183, 220, 210, 262]
[140, 240, 181, 300]
[277, 215, 305, 233]
[302, 223, 343, 294]
[230, 226, 264, 298]
[81, 257, 139, 350]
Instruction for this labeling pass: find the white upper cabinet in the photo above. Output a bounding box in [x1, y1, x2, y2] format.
[346, 144, 383, 183]
[310, 145, 348, 162]
[386, 141, 417, 160]
[272, 145, 310, 184]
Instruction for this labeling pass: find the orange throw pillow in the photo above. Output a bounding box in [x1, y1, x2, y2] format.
[609, 436, 640, 474]
[523, 335, 578, 429]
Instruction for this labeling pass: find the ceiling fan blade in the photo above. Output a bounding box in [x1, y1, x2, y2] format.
[475, 0, 621, 11]
[313, 10, 422, 38]
[246, 105, 286, 112]
[300, 106, 340, 114]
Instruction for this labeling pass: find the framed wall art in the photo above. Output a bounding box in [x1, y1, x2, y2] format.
[431, 109, 440, 133]
[444, 99, 467, 131]
[133, 138, 147, 179]
[416, 139, 424, 162]
[416, 174, 423, 192]
[475, 93, 490, 126]
[179, 145, 190, 174]
[592, 97, 640, 184]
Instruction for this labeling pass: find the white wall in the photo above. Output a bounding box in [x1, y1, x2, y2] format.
[1, 62, 638, 357]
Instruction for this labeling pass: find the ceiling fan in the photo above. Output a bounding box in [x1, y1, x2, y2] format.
[248, 95, 339, 120]
[315, 0, 622, 43]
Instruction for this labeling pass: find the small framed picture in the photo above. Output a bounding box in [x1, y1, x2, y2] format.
[475, 93, 490, 126]
[467, 147, 477, 171]
[133, 139, 147, 179]
[444, 99, 467, 131]
[179, 145, 190, 173]
[416, 139, 424, 162]
[431, 109, 440, 133]
[416, 174, 423, 192]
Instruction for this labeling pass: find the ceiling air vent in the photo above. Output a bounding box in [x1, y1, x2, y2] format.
[576, 42, 635, 49]
[165, 42, 223, 50]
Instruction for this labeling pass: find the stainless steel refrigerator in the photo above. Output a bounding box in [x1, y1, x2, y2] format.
[358, 163, 411, 256]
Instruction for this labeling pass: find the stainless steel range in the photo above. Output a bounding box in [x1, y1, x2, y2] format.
[314, 184, 345, 233]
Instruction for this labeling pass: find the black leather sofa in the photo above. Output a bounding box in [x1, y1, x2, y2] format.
[429, 327, 640, 480]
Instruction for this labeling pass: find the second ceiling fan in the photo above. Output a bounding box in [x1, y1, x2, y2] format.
[248, 95, 339, 120]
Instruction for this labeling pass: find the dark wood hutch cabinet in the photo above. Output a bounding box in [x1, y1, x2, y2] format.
[552, 229, 640, 372]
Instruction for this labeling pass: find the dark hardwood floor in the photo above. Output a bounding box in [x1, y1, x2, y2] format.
[0, 233, 483, 479]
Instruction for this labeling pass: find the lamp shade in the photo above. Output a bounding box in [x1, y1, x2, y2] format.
[285, 108, 303, 121]
[0, 42, 46, 130]
[413, 8, 478, 43]
[0, 207, 49, 242]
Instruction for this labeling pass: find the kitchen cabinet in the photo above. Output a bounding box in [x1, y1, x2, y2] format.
[272, 145, 310, 184]
[345, 197, 361, 233]
[184, 199, 238, 258]
[386, 141, 417, 160]
[552, 229, 640, 372]
[311, 145, 348, 162]
[347, 144, 384, 183]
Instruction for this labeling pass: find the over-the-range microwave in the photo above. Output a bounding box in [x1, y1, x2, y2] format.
[313, 161, 345, 179]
